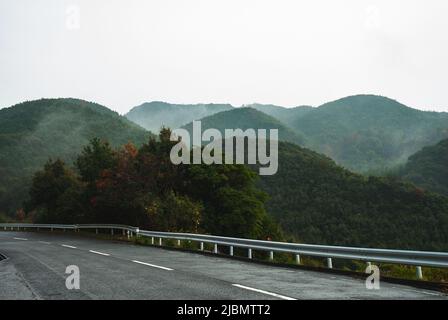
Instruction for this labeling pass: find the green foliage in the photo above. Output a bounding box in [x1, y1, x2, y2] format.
[401, 138, 448, 196]
[0, 98, 152, 216]
[25, 159, 84, 223]
[0, 212, 9, 223]
[76, 138, 118, 183]
[245, 104, 313, 128]
[186, 163, 268, 238]
[182, 107, 305, 145]
[147, 191, 202, 233]
[257, 142, 448, 251]
[291, 95, 448, 173]
[25, 130, 280, 240]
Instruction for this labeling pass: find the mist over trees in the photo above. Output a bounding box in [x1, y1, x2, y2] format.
[3, 96, 448, 251]
[291, 95, 448, 173]
[0, 98, 150, 216]
[125, 102, 234, 133]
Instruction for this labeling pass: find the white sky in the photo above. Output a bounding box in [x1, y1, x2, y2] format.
[1, 0, 448, 113]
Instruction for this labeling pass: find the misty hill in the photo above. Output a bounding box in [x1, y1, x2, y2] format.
[126, 101, 234, 133]
[246, 103, 313, 128]
[0, 98, 151, 215]
[257, 141, 448, 251]
[292, 95, 448, 173]
[182, 107, 305, 145]
[400, 138, 448, 196]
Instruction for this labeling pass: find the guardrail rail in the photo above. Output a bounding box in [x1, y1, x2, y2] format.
[2, 223, 447, 280]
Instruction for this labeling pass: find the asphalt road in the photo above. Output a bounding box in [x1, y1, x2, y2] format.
[0, 231, 446, 300]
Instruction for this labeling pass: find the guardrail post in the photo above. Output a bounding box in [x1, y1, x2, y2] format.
[127, 230, 130, 239]
[229, 246, 234, 256]
[295, 254, 301, 265]
[151, 237, 154, 245]
[200, 242, 204, 251]
[327, 258, 333, 269]
[213, 244, 218, 254]
[122, 229, 125, 236]
[269, 251, 274, 261]
[111, 229, 114, 236]
[159, 238, 162, 246]
[416, 266, 423, 280]
[96, 229, 98, 234]
[177, 239, 181, 246]
[248, 248, 252, 259]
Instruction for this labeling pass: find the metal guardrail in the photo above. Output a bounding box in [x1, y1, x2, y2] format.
[2, 223, 447, 279]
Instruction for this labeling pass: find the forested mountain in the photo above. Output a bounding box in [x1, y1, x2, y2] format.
[244, 104, 313, 128]
[3, 96, 448, 252]
[126, 96, 448, 174]
[182, 107, 305, 145]
[257, 141, 448, 251]
[0, 98, 151, 216]
[125, 101, 234, 133]
[400, 138, 448, 196]
[292, 95, 448, 173]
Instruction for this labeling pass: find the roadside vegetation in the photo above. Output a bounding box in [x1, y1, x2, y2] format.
[23, 129, 282, 242]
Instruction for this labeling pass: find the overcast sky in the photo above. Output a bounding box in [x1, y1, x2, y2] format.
[1, 0, 448, 113]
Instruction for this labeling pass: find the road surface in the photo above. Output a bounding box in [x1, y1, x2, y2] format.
[0, 231, 446, 300]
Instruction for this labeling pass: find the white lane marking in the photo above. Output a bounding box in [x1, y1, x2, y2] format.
[232, 284, 297, 300]
[89, 250, 110, 256]
[39, 241, 51, 244]
[61, 244, 77, 249]
[405, 288, 441, 296]
[132, 260, 173, 271]
[13, 237, 28, 241]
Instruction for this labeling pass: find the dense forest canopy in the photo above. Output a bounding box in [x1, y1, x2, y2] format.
[257, 142, 448, 251]
[25, 130, 282, 241]
[292, 95, 448, 173]
[243, 104, 313, 128]
[400, 138, 448, 196]
[182, 107, 305, 146]
[2, 96, 448, 252]
[0, 98, 151, 216]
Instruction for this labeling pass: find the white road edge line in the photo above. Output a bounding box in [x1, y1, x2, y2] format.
[232, 284, 297, 300]
[132, 260, 173, 271]
[61, 244, 77, 249]
[405, 288, 441, 296]
[89, 250, 110, 256]
[39, 241, 51, 244]
[13, 237, 28, 241]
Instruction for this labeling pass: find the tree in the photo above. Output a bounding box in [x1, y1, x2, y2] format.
[26, 159, 84, 223]
[76, 138, 117, 183]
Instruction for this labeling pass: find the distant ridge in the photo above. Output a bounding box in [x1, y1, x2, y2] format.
[182, 107, 305, 145]
[291, 94, 448, 172]
[126, 101, 234, 133]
